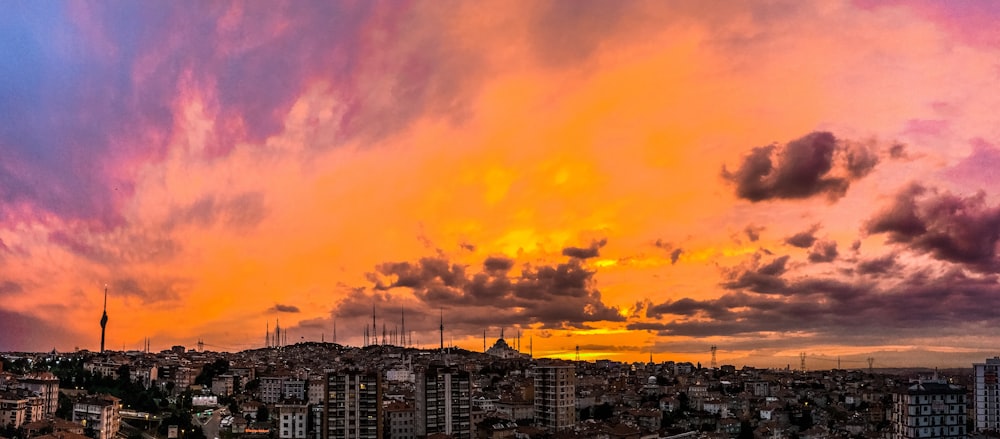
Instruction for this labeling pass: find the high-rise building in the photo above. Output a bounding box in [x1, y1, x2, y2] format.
[975, 357, 1000, 432]
[414, 363, 471, 439]
[533, 362, 576, 432]
[891, 378, 966, 439]
[323, 369, 382, 439]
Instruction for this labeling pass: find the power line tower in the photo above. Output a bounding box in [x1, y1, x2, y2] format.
[867, 357, 874, 374]
[710, 345, 717, 369]
[800, 352, 806, 371]
[198, 339, 204, 352]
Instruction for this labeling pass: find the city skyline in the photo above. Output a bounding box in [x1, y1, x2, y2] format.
[3, 1, 1000, 368]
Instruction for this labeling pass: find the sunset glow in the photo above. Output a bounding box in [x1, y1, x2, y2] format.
[3, 1, 1000, 368]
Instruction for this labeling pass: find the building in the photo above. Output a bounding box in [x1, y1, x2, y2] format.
[71, 394, 121, 439]
[261, 376, 289, 404]
[485, 334, 525, 360]
[212, 374, 234, 397]
[975, 357, 1000, 432]
[0, 391, 27, 428]
[276, 402, 309, 439]
[891, 379, 966, 439]
[323, 369, 382, 439]
[533, 362, 576, 432]
[383, 401, 414, 439]
[18, 372, 60, 418]
[415, 363, 472, 439]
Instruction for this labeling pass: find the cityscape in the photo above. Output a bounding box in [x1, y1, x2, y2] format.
[4, 1, 1000, 439]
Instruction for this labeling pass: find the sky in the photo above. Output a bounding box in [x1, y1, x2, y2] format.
[3, 0, 1000, 369]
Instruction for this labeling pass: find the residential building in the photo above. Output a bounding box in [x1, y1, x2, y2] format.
[533, 362, 576, 432]
[72, 394, 121, 439]
[276, 402, 309, 439]
[18, 372, 60, 417]
[0, 391, 27, 428]
[891, 379, 966, 439]
[383, 401, 414, 439]
[323, 369, 382, 439]
[975, 357, 1000, 432]
[261, 376, 289, 404]
[415, 363, 472, 439]
[212, 374, 234, 397]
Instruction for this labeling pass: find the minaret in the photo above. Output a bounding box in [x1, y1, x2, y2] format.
[333, 318, 337, 344]
[372, 304, 377, 346]
[100, 286, 109, 353]
[439, 308, 444, 352]
[401, 306, 405, 348]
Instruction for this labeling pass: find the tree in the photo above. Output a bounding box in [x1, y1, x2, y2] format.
[256, 405, 270, 422]
[737, 420, 754, 439]
[593, 403, 613, 421]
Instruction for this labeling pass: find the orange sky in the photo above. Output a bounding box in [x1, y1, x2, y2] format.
[3, 1, 1000, 368]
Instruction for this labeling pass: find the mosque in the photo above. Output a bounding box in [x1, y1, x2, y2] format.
[485, 328, 530, 359]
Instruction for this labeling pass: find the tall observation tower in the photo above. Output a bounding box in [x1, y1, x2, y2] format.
[100, 286, 109, 353]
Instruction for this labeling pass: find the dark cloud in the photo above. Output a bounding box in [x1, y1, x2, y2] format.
[722, 131, 879, 202]
[0, 280, 24, 296]
[744, 225, 764, 242]
[784, 225, 820, 248]
[889, 143, 908, 159]
[866, 184, 1000, 271]
[358, 252, 625, 331]
[483, 255, 515, 273]
[0, 309, 82, 352]
[807, 240, 838, 263]
[843, 141, 880, 179]
[561, 238, 607, 259]
[669, 248, 683, 265]
[271, 304, 301, 313]
[721, 254, 790, 294]
[640, 267, 1000, 339]
[856, 254, 898, 276]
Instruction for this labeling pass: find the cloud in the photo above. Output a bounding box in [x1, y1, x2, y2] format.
[483, 255, 515, 272]
[561, 238, 607, 259]
[639, 266, 1000, 339]
[744, 225, 764, 242]
[807, 240, 838, 263]
[358, 250, 625, 330]
[110, 276, 188, 304]
[784, 224, 820, 248]
[722, 131, 880, 202]
[0, 280, 24, 296]
[164, 191, 269, 231]
[942, 139, 1000, 188]
[271, 304, 300, 313]
[0, 309, 82, 352]
[866, 183, 1000, 271]
[855, 254, 898, 276]
[721, 253, 791, 294]
[669, 248, 683, 265]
